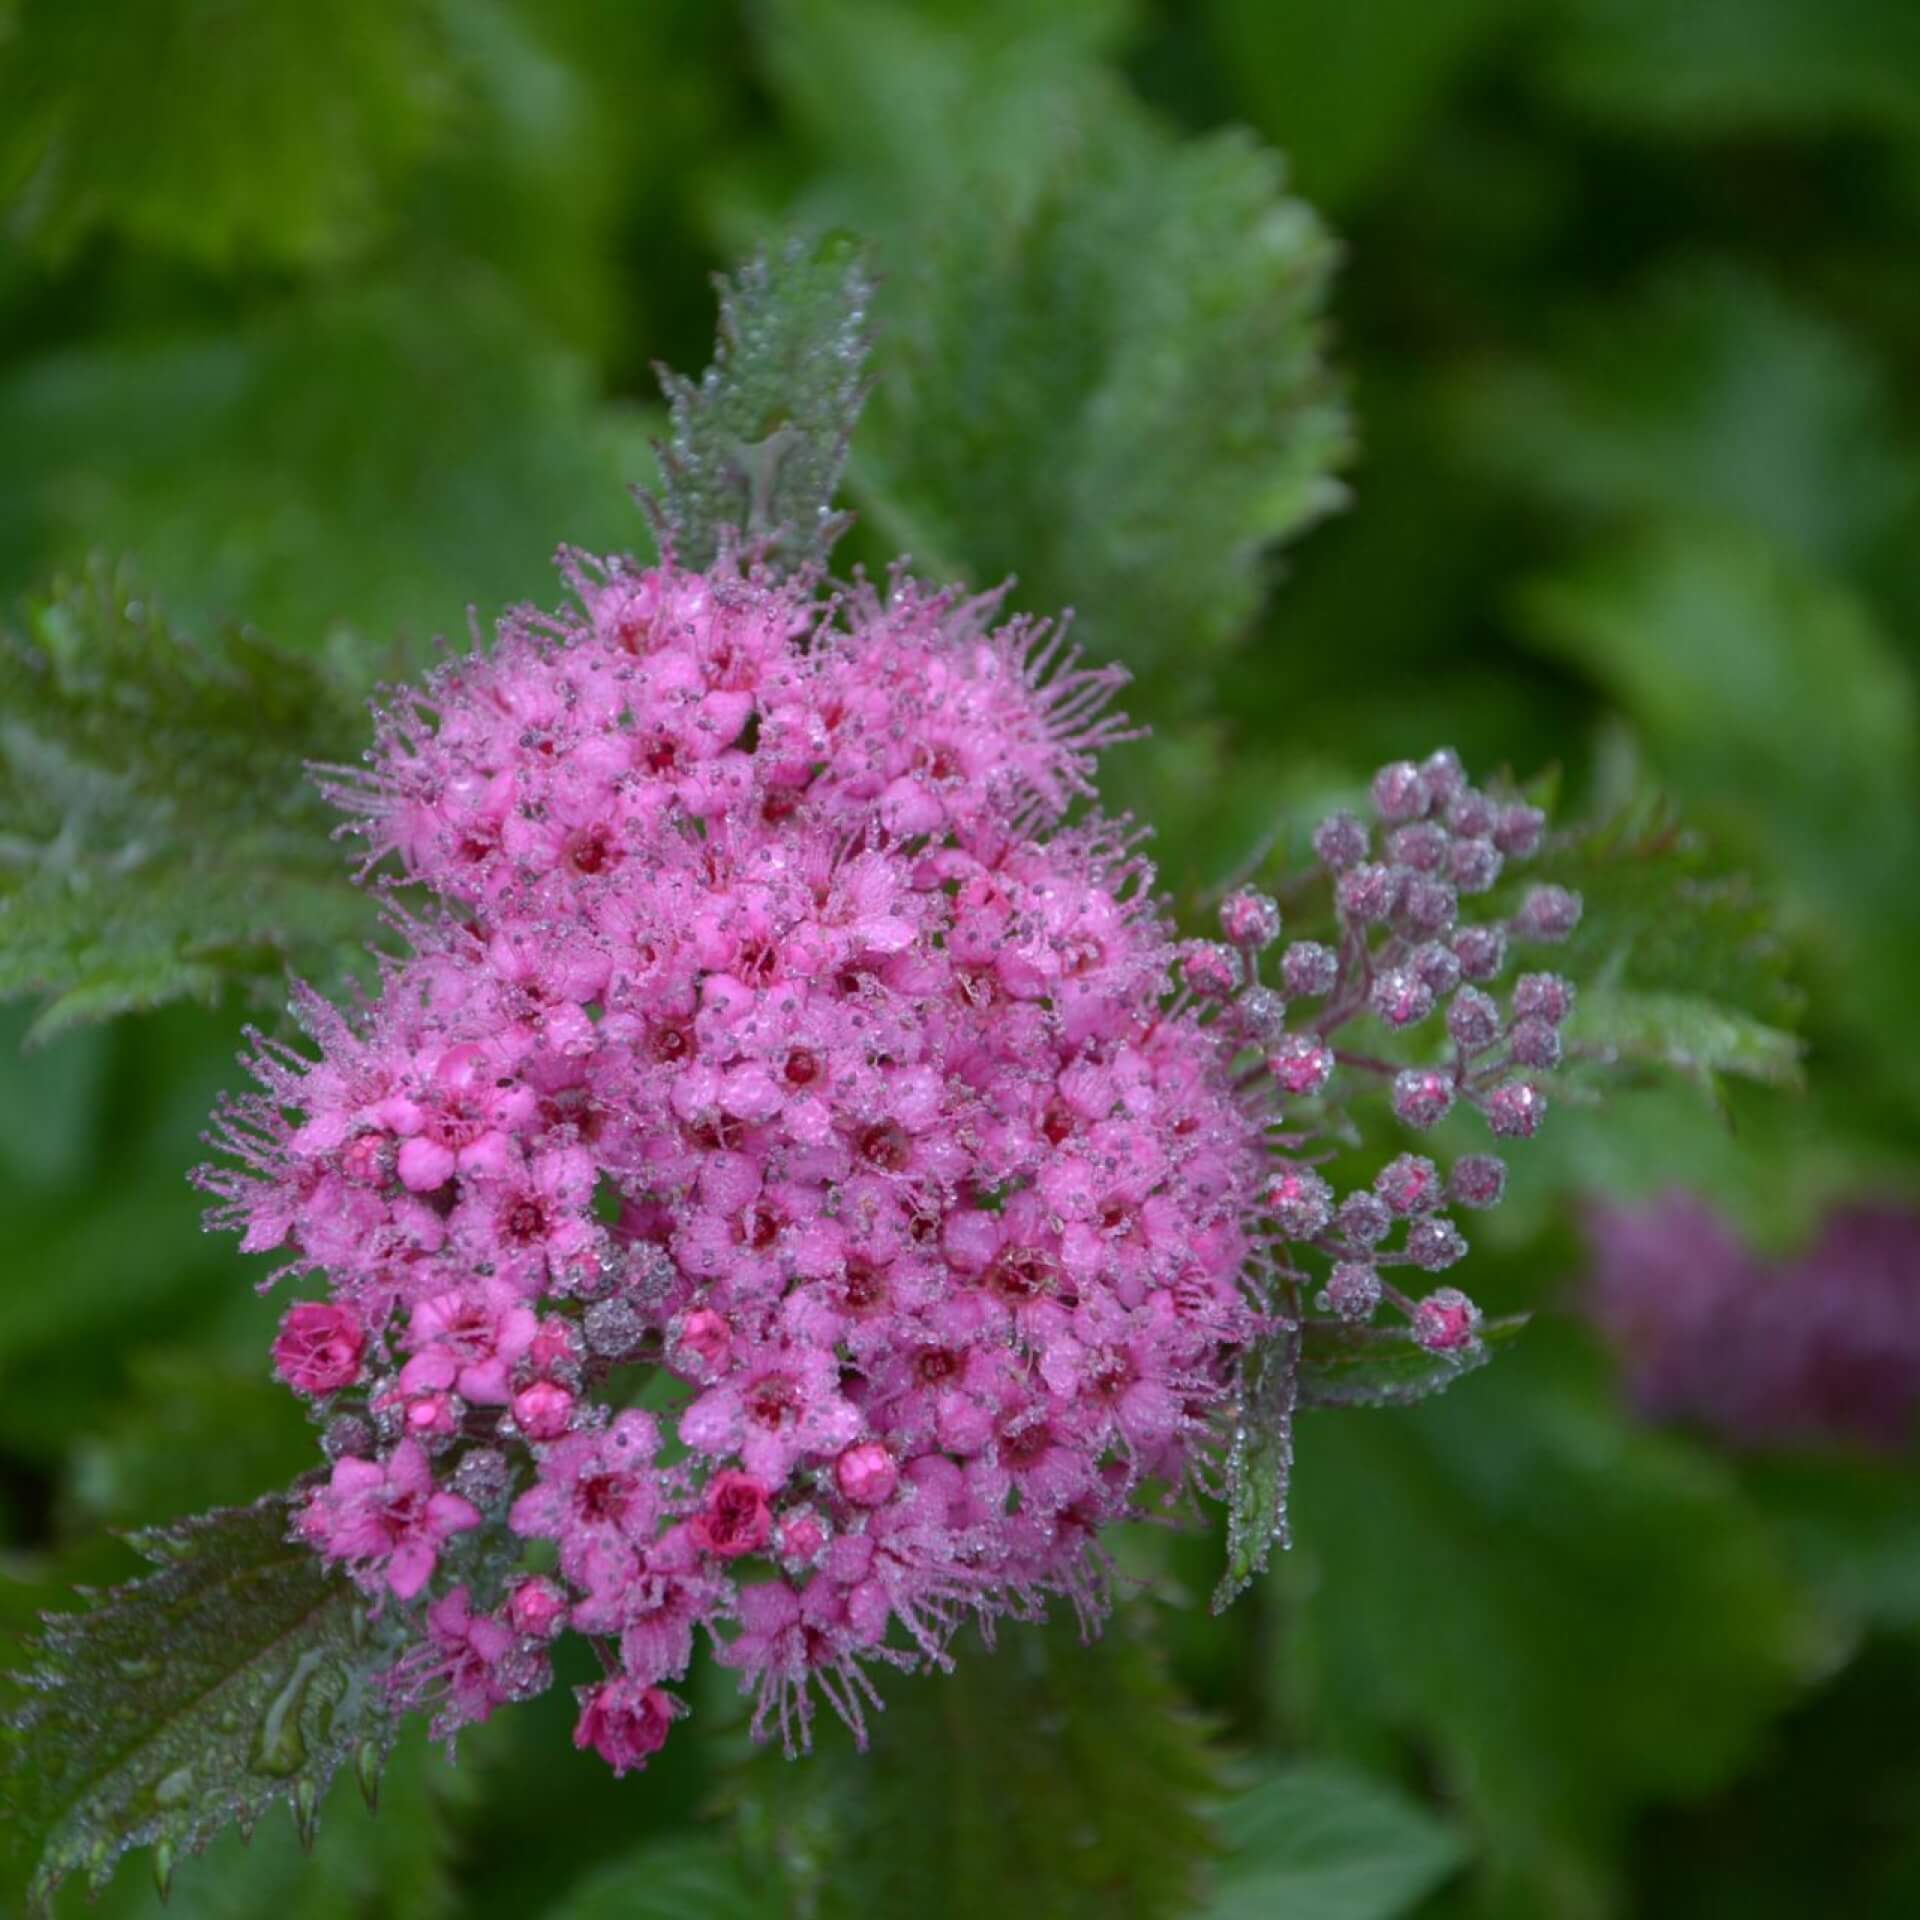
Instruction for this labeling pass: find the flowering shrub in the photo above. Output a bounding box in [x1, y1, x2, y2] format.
[185, 537, 1584, 1770]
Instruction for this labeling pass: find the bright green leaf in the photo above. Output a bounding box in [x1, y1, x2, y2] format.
[0, 564, 376, 1034]
[0, 0, 446, 267]
[762, 0, 1349, 684]
[1569, 987, 1805, 1096]
[1, 1495, 400, 1911]
[0, 273, 658, 648]
[1208, 1761, 1468, 1920]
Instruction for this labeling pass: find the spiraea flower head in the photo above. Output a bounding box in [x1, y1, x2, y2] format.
[199, 549, 1578, 1773]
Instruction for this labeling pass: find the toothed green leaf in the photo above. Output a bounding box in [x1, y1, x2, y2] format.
[2, 1495, 400, 1912]
[0, 564, 376, 1034]
[1213, 1324, 1299, 1613]
[652, 234, 872, 574]
[1295, 1315, 1527, 1414]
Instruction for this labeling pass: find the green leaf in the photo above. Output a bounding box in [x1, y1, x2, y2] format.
[1202, 0, 1510, 210]
[68, 1738, 466, 1920]
[732, 1612, 1225, 1920]
[1208, 1761, 1468, 1920]
[1295, 1315, 1527, 1413]
[1450, 261, 1919, 570]
[761, 0, 1349, 683]
[1568, 988, 1805, 1095]
[2, 1495, 399, 1911]
[1542, 0, 1920, 138]
[1213, 1325, 1298, 1612]
[0, 564, 376, 1034]
[542, 1834, 777, 1920]
[0, 0, 446, 267]
[653, 234, 872, 574]
[1742, 1452, 1920, 1636]
[1285, 1347, 1818, 1911]
[65, 1353, 316, 1532]
[0, 272, 658, 648]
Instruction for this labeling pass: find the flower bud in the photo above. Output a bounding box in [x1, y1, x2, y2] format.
[1448, 837, 1502, 895]
[1449, 1153, 1507, 1210]
[1267, 1034, 1334, 1097]
[1493, 803, 1546, 858]
[1237, 985, 1290, 1045]
[1265, 1165, 1335, 1239]
[1336, 862, 1399, 925]
[1514, 883, 1582, 942]
[1446, 986, 1501, 1052]
[1179, 940, 1240, 999]
[1509, 1018, 1563, 1070]
[1337, 1191, 1392, 1247]
[1411, 1287, 1482, 1352]
[1405, 1216, 1468, 1272]
[1371, 760, 1431, 823]
[1387, 822, 1450, 873]
[1483, 1081, 1547, 1139]
[1321, 1261, 1382, 1321]
[1392, 1068, 1456, 1130]
[1376, 1153, 1442, 1216]
[1219, 888, 1282, 951]
[1280, 940, 1339, 999]
[1312, 810, 1369, 871]
[1512, 971, 1574, 1025]
[1451, 924, 1507, 982]
[1371, 967, 1436, 1029]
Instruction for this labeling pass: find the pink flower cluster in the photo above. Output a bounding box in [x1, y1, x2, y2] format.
[1586, 1194, 1920, 1454]
[202, 552, 1571, 1772]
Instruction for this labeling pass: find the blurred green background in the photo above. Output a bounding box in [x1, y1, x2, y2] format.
[3, 2, 1918, 1916]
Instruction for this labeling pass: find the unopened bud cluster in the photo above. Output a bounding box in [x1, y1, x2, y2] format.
[1184, 747, 1579, 1356]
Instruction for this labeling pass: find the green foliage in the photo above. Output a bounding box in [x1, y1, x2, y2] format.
[1286, 1350, 1817, 1912]
[2, 1495, 396, 1911]
[541, 1836, 776, 1920]
[0, 274, 658, 647]
[730, 1613, 1225, 1920]
[1295, 1316, 1526, 1413]
[0, 565, 374, 1037]
[654, 234, 872, 573]
[1208, 1762, 1468, 1920]
[762, 0, 1350, 682]
[1213, 1325, 1299, 1612]
[1542, 0, 1920, 138]
[1453, 262, 1919, 570]
[0, 0, 446, 267]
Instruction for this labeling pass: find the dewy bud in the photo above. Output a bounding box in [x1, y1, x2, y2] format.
[1179, 939, 1240, 999]
[1397, 874, 1459, 937]
[1219, 888, 1282, 950]
[1514, 883, 1583, 942]
[1237, 984, 1290, 1045]
[1512, 971, 1575, 1026]
[1411, 1287, 1482, 1353]
[1265, 1164, 1335, 1239]
[1508, 1018, 1563, 1070]
[1371, 967, 1436, 1029]
[1376, 1153, 1442, 1216]
[1392, 1067, 1456, 1130]
[1444, 787, 1497, 838]
[1451, 924, 1508, 982]
[1493, 803, 1547, 858]
[1411, 939, 1462, 998]
[1446, 985, 1501, 1052]
[1280, 940, 1338, 999]
[1387, 822, 1450, 873]
[1268, 1033, 1335, 1096]
[1449, 1153, 1508, 1210]
[1370, 759, 1431, 823]
[1312, 809, 1370, 871]
[1405, 1216, 1468, 1272]
[1336, 862, 1399, 925]
[1337, 1191, 1393, 1248]
[1447, 836, 1502, 895]
[1419, 748, 1468, 807]
[1483, 1081, 1548, 1139]
[1322, 1260, 1382, 1321]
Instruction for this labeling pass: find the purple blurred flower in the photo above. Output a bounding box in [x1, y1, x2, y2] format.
[1585, 1194, 1920, 1454]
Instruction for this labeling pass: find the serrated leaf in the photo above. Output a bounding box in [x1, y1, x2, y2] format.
[653, 234, 872, 574]
[1286, 1346, 1817, 1910]
[731, 1612, 1225, 1920]
[761, 0, 1348, 683]
[2, 1495, 400, 1911]
[1295, 1315, 1526, 1413]
[1569, 987, 1805, 1095]
[1213, 1324, 1298, 1613]
[1208, 1761, 1468, 1920]
[0, 564, 377, 1032]
[0, 0, 446, 267]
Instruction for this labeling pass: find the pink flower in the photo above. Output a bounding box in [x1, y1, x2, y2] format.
[690, 1470, 773, 1558]
[572, 1677, 682, 1777]
[301, 1440, 480, 1599]
[273, 1301, 365, 1394]
[402, 1277, 538, 1404]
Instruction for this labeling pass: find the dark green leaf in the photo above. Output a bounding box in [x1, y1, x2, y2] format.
[1295, 1315, 1526, 1413]
[2, 1495, 400, 1911]
[1543, 0, 1920, 138]
[1213, 1324, 1298, 1612]
[653, 234, 872, 573]
[0, 0, 446, 267]
[732, 1612, 1225, 1920]
[1208, 1761, 1468, 1920]
[1285, 1348, 1818, 1910]
[1568, 988, 1805, 1095]
[762, 0, 1349, 681]
[0, 564, 376, 1035]
[1451, 261, 1919, 569]
[542, 1834, 778, 1920]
